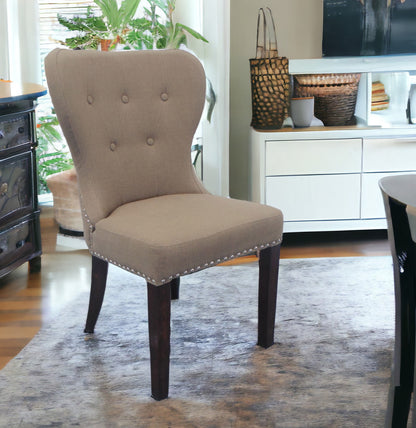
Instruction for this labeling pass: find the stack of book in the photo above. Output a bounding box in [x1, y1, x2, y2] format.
[371, 81, 389, 111]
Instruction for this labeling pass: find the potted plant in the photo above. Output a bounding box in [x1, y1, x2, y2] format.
[126, 0, 208, 49]
[57, 0, 142, 50]
[58, 0, 209, 52]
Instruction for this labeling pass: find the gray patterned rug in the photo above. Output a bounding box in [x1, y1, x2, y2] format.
[0, 257, 396, 427]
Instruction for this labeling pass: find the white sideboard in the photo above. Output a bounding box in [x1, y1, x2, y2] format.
[250, 55, 416, 233]
[250, 128, 416, 232]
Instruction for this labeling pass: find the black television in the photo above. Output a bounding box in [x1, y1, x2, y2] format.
[323, 0, 416, 57]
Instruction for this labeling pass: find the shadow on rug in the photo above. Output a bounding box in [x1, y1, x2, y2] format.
[0, 257, 395, 427]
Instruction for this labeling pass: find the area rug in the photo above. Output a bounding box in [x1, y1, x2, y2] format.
[0, 257, 396, 427]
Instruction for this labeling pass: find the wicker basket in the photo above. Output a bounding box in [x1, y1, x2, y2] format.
[249, 8, 290, 130]
[293, 73, 361, 126]
[250, 57, 290, 130]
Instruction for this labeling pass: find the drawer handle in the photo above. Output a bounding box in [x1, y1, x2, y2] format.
[18, 126, 25, 134]
[0, 182, 7, 196]
[16, 239, 25, 248]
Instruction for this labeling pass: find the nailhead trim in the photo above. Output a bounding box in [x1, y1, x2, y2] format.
[90, 237, 282, 286]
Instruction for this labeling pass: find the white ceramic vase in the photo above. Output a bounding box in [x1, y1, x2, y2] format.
[291, 97, 314, 128]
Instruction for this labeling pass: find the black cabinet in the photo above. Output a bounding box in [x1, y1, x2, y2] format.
[0, 82, 46, 277]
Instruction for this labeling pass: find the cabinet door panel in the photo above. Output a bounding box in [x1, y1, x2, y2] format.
[0, 152, 34, 225]
[363, 138, 416, 172]
[0, 214, 41, 269]
[265, 139, 362, 176]
[266, 174, 361, 221]
[361, 172, 416, 219]
[0, 111, 33, 154]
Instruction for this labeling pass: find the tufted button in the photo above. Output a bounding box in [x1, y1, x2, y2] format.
[87, 95, 94, 104]
[160, 92, 169, 101]
[121, 94, 129, 103]
[110, 141, 117, 151]
[146, 138, 154, 146]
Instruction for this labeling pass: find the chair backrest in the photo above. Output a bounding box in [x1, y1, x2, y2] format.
[45, 49, 207, 227]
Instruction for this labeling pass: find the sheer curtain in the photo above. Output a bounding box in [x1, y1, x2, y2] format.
[0, 0, 41, 83]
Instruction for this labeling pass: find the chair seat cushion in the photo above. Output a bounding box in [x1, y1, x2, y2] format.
[91, 194, 283, 285]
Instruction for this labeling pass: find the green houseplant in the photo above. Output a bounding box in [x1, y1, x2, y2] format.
[126, 0, 208, 50]
[57, 0, 208, 52]
[36, 113, 73, 194]
[57, 0, 142, 50]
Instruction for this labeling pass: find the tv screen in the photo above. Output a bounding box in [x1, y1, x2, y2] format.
[323, 0, 416, 56]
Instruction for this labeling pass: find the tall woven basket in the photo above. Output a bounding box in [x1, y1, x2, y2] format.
[250, 8, 290, 130]
[293, 74, 361, 126]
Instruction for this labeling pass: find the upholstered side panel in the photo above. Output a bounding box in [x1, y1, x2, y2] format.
[45, 49, 207, 229]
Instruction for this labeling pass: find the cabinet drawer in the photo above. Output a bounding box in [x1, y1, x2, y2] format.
[0, 152, 34, 224]
[265, 138, 362, 176]
[0, 110, 33, 154]
[363, 138, 416, 172]
[266, 174, 361, 221]
[0, 214, 40, 268]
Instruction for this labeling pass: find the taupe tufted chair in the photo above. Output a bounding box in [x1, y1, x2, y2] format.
[45, 48, 283, 400]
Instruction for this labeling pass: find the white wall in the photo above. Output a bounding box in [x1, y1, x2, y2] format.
[230, 0, 323, 199]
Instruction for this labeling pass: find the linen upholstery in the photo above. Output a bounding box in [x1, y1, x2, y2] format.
[93, 193, 282, 284]
[45, 49, 207, 231]
[45, 49, 283, 285]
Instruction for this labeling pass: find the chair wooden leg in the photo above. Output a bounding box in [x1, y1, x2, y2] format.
[171, 277, 180, 300]
[84, 256, 108, 334]
[257, 245, 281, 348]
[147, 281, 171, 400]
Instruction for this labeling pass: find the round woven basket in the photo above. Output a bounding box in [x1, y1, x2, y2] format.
[295, 73, 361, 86]
[293, 74, 361, 126]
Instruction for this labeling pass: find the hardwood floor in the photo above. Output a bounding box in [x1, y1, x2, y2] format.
[0, 210, 91, 369]
[0, 207, 390, 369]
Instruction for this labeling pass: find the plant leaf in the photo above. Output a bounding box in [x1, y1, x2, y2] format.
[119, 0, 142, 26]
[176, 23, 208, 43]
[94, 0, 120, 30]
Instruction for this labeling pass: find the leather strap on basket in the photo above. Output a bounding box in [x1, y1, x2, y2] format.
[256, 7, 278, 59]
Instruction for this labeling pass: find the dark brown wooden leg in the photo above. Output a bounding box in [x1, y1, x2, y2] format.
[171, 277, 180, 300]
[147, 281, 171, 401]
[29, 256, 41, 273]
[84, 256, 108, 334]
[258, 245, 281, 348]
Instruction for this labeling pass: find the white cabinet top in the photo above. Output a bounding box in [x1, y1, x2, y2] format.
[290, 55, 416, 75]
[252, 126, 416, 141]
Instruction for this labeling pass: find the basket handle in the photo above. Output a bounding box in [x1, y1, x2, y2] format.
[255, 7, 278, 59]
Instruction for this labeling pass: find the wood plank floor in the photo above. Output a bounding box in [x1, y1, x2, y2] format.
[0, 207, 390, 369]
